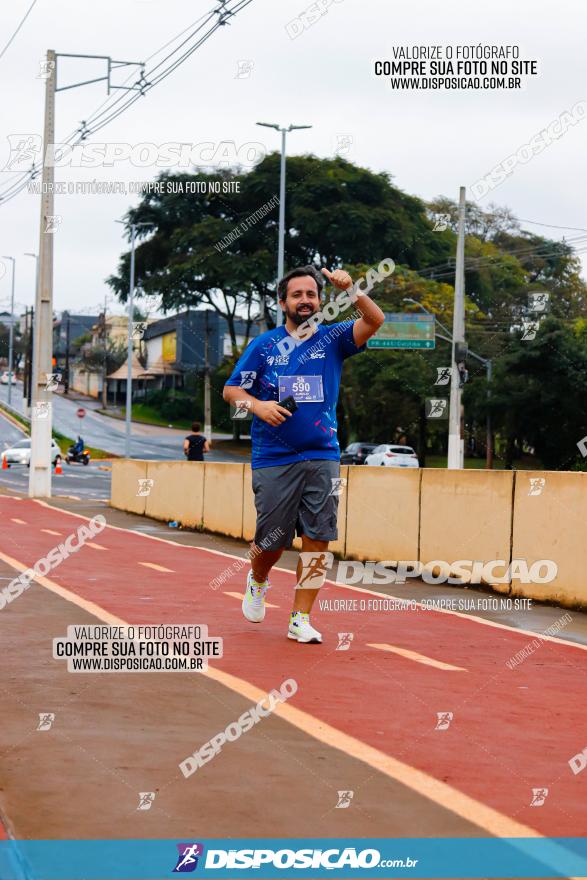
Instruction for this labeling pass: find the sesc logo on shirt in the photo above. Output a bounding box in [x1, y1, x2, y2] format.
[266, 354, 289, 367]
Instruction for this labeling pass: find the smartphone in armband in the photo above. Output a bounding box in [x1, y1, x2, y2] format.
[280, 395, 298, 414]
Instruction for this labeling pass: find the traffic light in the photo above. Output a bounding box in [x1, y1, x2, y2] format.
[454, 341, 468, 387]
[454, 341, 468, 363]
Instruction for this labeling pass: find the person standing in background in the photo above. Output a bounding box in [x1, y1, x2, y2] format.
[183, 422, 210, 461]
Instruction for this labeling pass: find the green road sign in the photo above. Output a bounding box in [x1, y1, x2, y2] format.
[367, 313, 436, 349]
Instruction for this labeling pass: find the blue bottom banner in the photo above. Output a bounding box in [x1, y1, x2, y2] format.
[1, 838, 587, 879]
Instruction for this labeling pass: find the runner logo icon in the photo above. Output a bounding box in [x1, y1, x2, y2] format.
[173, 843, 205, 872]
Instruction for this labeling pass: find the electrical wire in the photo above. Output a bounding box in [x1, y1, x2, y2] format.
[410, 236, 587, 281]
[516, 219, 587, 233]
[0, 0, 253, 207]
[0, 0, 39, 62]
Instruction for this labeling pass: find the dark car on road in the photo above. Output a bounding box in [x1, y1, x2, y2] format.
[340, 442, 378, 465]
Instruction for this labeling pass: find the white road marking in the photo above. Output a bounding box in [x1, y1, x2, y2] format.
[224, 590, 279, 608]
[27, 498, 587, 655]
[368, 642, 467, 671]
[138, 561, 174, 573]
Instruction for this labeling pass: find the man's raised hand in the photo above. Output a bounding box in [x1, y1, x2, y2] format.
[321, 267, 353, 290]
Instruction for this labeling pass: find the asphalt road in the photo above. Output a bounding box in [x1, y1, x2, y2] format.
[0, 409, 112, 500]
[0, 382, 244, 463]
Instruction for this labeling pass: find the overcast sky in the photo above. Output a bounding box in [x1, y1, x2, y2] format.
[1, 0, 586, 319]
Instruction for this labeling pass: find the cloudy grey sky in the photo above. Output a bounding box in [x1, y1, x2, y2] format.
[1, 0, 586, 319]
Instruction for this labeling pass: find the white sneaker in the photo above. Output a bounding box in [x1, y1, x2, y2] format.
[288, 611, 322, 643]
[242, 570, 270, 623]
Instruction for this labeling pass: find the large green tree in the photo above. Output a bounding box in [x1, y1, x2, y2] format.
[106, 155, 452, 350]
[465, 318, 587, 469]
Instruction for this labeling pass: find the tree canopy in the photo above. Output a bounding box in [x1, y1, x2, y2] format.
[107, 155, 587, 468]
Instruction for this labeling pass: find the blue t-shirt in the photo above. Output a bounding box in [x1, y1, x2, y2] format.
[225, 321, 365, 469]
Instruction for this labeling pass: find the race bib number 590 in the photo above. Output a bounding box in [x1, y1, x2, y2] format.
[278, 375, 324, 403]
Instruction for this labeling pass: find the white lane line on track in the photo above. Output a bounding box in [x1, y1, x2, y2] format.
[138, 561, 174, 573]
[368, 642, 467, 671]
[22, 498, 587, 654]
[224, 590, 280, 609]
[41, 529, 62, 536]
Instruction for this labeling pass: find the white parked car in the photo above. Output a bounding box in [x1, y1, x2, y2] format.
[365, 444, 419, 468]
[0, 371, 16, 385]
[1, 438, 62, 467]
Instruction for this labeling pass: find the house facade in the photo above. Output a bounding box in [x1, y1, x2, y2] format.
[139, 309, 259, 392]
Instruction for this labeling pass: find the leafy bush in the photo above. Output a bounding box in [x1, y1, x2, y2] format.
[144, 390, 201, 423]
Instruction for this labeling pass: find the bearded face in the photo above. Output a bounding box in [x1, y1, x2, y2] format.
[281, 275, 321, 326]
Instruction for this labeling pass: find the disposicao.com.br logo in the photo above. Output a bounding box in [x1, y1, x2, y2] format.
[176, 845, 418, 871]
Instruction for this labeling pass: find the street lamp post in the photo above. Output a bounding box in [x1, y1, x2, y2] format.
[2, 256, 16, 406]
[256, 122, 312, 326]
[116, 220, 149, 458]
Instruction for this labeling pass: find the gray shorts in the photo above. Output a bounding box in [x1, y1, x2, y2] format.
[252, 459, 340, 549]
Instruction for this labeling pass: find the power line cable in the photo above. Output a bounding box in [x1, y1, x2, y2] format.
[0, 1, 253, 206]
[0, 0, 39, 62]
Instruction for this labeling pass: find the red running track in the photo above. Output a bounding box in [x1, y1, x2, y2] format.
[1, 495, 586, 837]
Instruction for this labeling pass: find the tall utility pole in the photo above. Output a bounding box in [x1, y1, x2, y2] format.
[486, 359, 493, 468]
[277, 127, 286, 318]
[28, 50, 144, 496]
[204, 310, 211, 439]
[256, 122, 312, 326]
[63, 314, 70, 393]
[117, 220, 149, 458]
[29, 49, 56, 497]
[25, 308, 34, 411]
[23, 308, 31, 412]
[125, 225, 137, 459]
[22, 309, 29, 404]
[23, 252, 38, 417]
[2, 256, 16, 406]
[404, 295, 492, 467]
[101, 296, 108, 408]
[447, 186, 466, 470]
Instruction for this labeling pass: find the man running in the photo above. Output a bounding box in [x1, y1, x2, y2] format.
[223, 264, 384, 643]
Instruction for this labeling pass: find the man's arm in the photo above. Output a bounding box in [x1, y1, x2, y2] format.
[321, 268, 385, 347]
[350, 289, 386, 347]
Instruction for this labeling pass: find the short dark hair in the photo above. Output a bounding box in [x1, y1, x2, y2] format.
[192, 421, 201, 432]
[277, 265, 324, 302]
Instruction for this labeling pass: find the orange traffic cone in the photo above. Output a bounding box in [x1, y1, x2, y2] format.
[2, 455, 8, 469]
[55, 455, 62, 475]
